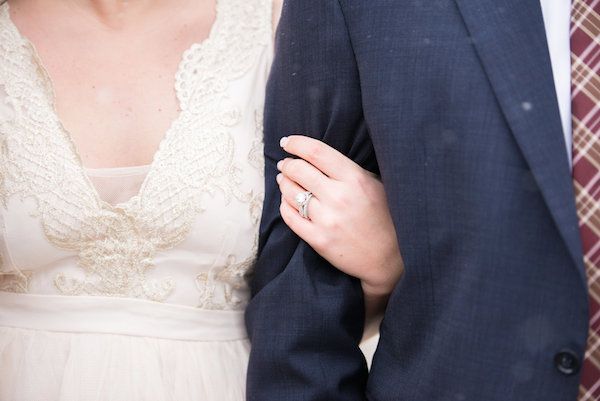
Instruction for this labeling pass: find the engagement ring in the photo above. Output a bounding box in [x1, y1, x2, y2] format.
[295, 191, 313, 220]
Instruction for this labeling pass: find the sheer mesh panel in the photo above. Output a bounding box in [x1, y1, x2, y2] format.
[85, 165, 150, 206]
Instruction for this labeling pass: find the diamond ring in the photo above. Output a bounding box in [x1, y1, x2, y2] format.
[294, 191, 313, 219]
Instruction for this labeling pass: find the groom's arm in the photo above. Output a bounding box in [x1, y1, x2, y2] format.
[245, 1, 376, 400]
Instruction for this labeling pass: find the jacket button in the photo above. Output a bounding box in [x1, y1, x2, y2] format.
[554, 350, 580, 376]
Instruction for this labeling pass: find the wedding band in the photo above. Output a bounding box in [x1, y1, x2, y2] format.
[295, 191, 313, 219]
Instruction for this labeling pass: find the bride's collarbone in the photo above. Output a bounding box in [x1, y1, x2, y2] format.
[8, 1, 217, 168]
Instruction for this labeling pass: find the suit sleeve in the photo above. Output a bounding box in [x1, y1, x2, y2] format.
[245, 1, 377, 400]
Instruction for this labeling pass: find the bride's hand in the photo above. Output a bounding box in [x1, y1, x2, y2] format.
[276, 135, 404, 316]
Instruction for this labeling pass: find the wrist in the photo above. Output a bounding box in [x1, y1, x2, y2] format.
[361, 254, 404, 298]
[361, 280, 394, 298]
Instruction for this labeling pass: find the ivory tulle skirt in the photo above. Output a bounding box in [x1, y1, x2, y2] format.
[0, 292, 250, 401]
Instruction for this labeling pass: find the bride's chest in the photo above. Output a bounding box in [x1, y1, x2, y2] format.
[50, 61, 183, 168]
[0, 0, 273, 309]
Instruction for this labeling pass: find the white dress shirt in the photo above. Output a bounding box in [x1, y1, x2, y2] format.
[539, 0, 573, 165]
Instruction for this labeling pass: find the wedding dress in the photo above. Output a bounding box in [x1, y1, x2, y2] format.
[0, 0, 272, 399]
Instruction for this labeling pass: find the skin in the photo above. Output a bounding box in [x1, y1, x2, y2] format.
[277, 136, 405, 324]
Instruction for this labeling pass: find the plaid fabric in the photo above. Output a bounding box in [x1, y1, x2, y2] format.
[572, 0, 600, 400]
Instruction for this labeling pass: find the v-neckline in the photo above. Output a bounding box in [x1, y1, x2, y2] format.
[2, 0, 223, 210]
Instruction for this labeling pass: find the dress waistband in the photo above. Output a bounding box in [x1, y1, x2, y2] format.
[0, 292, 247, 341]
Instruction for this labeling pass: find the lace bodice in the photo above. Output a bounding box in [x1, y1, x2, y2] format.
[0, 0, 272, 310]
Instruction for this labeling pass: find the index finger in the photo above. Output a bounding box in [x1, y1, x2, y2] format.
[280, 135, 362, 181]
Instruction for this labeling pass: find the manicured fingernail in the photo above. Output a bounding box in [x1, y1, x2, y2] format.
[276, 173, 283, 184]
[277, 160, 284, 171]
[280, 136, 289, 148]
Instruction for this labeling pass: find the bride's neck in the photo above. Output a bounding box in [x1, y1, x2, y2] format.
[12, 0, 189, 30]
[73, 0, 164, 17]
[67, 0, 172, 28]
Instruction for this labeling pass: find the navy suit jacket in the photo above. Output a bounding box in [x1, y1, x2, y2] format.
[246, 1, 589, 400]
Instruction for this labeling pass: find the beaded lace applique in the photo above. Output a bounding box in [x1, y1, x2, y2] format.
[196, 190, 263, 310]
[0, 0, 270, 304]
[249, 110, 266, 174]
[0, 270, 31, 294]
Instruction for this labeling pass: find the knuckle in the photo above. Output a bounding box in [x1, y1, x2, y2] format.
[312, 233, 331, 250]
[284, 159, 300, 176]
[279, 179, 291, 195]
[320, 214, 340, 232]
[354, 172, 384, 202]
[352, 171, 371, 189]
[331, 190, 351, 208]
[306, 144, 322, 162]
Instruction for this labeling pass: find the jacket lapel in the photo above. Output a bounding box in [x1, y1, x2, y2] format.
[453, 0, 586, 278]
